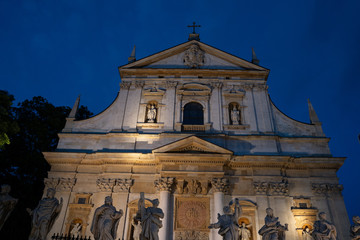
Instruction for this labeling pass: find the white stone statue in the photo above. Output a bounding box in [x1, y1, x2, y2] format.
[137, 192, 164, 240]
[230, 106, 240, 125]
[131, 216, 142, 240]
[351, 215, 360, 240]
[258, 208, 288, 240]
[147, 105, 157, 123]
[302, 226, 313, 240]
[27, 188, 63, 240]
[208, 198, 241, 240]
[91, 196, 123, 240]
[312, 212, 337, 240]
[70, 223, 81, 237]
[239, 222, 251, 240]
[0, 184, 18, 231]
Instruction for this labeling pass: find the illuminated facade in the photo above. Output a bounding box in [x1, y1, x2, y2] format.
[43, 35, 350, 239]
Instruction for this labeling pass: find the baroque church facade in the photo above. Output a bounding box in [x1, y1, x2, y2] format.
[43, 33, 350, 240]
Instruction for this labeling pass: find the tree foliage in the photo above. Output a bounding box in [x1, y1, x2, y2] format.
[0, 92, 92, 239]
[0, 90, 19, 148]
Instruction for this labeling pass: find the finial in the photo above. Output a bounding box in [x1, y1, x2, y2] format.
[128, 45, 136, 63]
[68, 95, 80, 118]
[187, 22, 201, 41]
[307, 99, 320, 124]
[252, 48, 260, 65]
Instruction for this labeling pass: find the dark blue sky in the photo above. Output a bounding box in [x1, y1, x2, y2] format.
[1, 0, 359, 220]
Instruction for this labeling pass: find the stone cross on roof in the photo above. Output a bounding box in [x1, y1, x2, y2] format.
[188, 22, 201, 34]
[187, 22, 201, 41]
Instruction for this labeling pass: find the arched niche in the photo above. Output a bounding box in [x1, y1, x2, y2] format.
[126, 199, 153, 240]
[145, 101, 158, 123]
[229, 200, 257, 240]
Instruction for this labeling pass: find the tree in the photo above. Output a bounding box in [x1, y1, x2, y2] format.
[0, 94, 92, 239]
[0, 90, 19, 148]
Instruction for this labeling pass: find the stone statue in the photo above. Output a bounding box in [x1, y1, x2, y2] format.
[230, 106, 240, 125]
[147, 105, 157, 123]
[131, 215, 142, 240]
[208, 198, 241, 240]
[351, 215, 360, 240]
[239, 222, 251, 240]
[27, 188, 63, 240]
[91, 196, 123, 240]
[0, 184, 18, 231]
[137, 192, 164, 240]
[70, 223, 81, 237]
[258, 208, 288, 240]
[312, 212, 337, 240]
[302, 226, 313, 240]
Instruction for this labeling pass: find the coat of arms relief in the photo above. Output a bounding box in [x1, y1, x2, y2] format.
[183, 44, 205, 68]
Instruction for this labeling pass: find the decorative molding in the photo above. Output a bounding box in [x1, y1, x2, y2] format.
[120, 81, 131, 89]
[253, 180, 289, 196]
[175, 231, 209, 240]
[96, 178, 116, 192]
[253, 84, 268, 91]
[210, 82, 223, 89]
[44, 178, 60, 190]
[134, 80, 145, 88]
[242, 84, 254, 91]
[166, 81, 178, 88]
[175, 197, 210, 231]
[154, 177, 174, 192]
[311, 183, 343, 195]
[183, 44, 204, 68]
[211, 178, 229, 193]
[113, 179, 133, 192]
[57, 178, 76, 192]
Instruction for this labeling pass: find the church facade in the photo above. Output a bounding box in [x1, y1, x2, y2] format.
[43, 34, 350, 240]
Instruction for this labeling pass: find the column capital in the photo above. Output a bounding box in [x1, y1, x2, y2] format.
[312, 183, 343, 196]
[56, 178, 76, 192]
[113, 178, 133, 193]
[166, 81, 178, 88]
[120, 81, 131, 89]
[211, 178, 229, 193]
[211, 81, 223, 89]
[154, 177, 174, 192]
[135, 80, 145, 88]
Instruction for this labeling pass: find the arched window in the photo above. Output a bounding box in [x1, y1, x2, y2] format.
[145, 101, 158, 123]
[183, 102, 204, 125]
[229, 102, 241, 125]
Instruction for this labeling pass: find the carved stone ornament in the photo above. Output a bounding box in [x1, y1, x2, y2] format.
[183, 44, 205, 68]
[120, 81, 131, 89]
[134, 80, 145, 88]
[113, 179, 133, 193]
[96, 178, 116, 192]
[44, 178, 60, 190]
[312, 183, 343, 195]
[210, 82, 223, 89]
[211, 178, 229, 193]
[253, 179, 289, 196]
[166, 81, 178, 89]
[57, 178, 76, 192]
[154, 177, 174, 192]
[175, 231, 209, 240]
[176, 179, 209, 195]
[175, 197, 210, 231]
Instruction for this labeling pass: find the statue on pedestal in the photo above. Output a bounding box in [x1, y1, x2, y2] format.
[258, 208, 288, 240]
[351, 215, 360, 240]
[146, 105, 157, 123]
[91, 196, 123, 240]
[239, 222, 251, 240]
[0, 184, 18, 231]
[302, 226, 313, 240]
[136, 192, 164, 240]
[131, 215, 142, 240]
[27, 188, 63, 240]
[208, 198, 241, 240]
[230, 106, 240, 125]
[311, 212, 337, 240]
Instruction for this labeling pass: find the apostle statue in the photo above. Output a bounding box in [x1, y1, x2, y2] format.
[136, 192, 164, 240]
[208, 198, 241, 240]
[91, 196, 123, 240]
[146, 105, 157, 123]
[239, 222, 251, 240]
[258, 208, 288, 240]
[230, 106, 240, 125]
[302, 226, 313, 240]
[311, 212, 337, 240]
[351, 215, 360, 240]
[0, 184, 18, 231]
[27, 188, 63, 240]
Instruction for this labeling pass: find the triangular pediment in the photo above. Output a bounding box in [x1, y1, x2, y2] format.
[152, 136, 232, 154]
[119, 40, 267, 71]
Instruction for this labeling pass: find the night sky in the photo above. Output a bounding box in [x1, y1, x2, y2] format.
[1, 0, 359, 221]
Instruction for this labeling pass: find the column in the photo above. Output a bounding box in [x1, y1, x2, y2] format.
[154, 177, 174, 240]
[164, 81, 177, 130]
[122, 80, 144, 131]
[211, 178, 229, 240]
[210, 82, 223, 131]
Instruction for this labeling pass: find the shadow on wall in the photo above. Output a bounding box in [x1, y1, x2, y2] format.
[200, 136, 255, 155]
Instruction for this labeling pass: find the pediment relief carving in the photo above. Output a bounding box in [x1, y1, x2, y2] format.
[143, 85, 166, 96]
